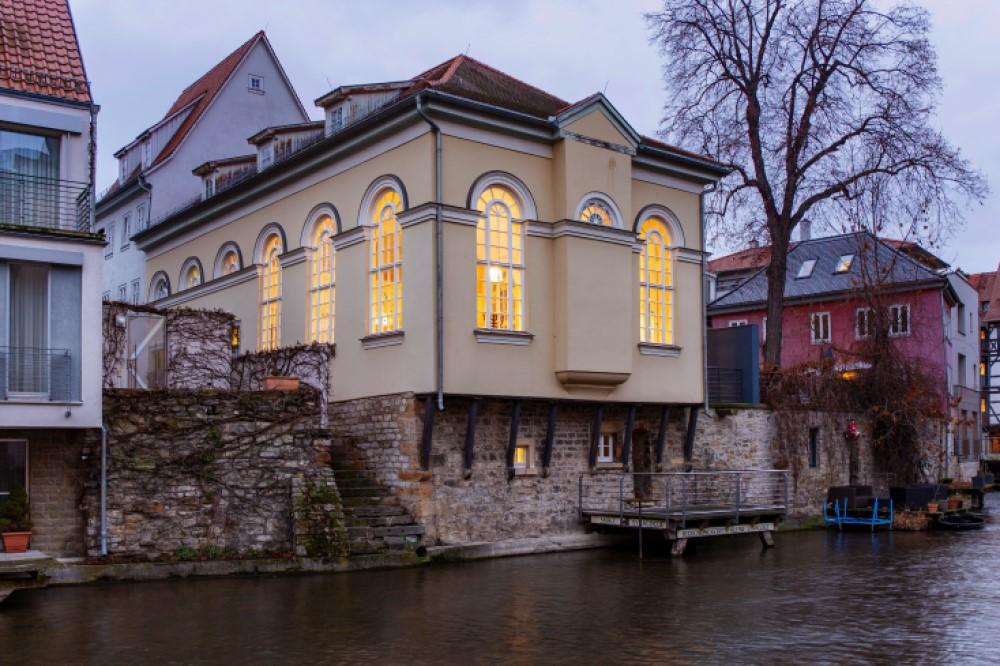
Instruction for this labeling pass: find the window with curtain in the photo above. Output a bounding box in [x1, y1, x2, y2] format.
[309, 215, 336, 343]
[638, 216, 673, 345]
[369, 189, 402, 334]
[0, 129, 60, 228]
[476, 185, 524, 331]
[8, 262, 50, 394]
[259, 234, 283, 350]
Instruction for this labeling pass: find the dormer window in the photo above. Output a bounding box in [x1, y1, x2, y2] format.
[142, 141, 151, 167]
[797, 259, 817, 278]
[327, 106, 344, 136]
[204, 176, 216, 200]
[118, 158, 127, 183]
[835, 254, 854, 273]
[248, 74, 264, 94]
[258, 143, 273, 170]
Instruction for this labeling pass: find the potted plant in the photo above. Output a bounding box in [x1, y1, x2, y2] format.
[0, 485, 32, 553]
[263, 367, 299, 391]
[926, 500, 939, 513]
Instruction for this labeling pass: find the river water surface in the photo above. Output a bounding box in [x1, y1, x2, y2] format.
[3, 497, 1000, 665]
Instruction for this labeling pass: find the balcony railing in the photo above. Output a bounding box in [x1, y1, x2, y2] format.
[0, 347, 72, 401]
[0, 170, 92, 232]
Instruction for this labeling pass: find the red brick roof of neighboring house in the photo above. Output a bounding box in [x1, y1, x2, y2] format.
[149, 31, 264, 167]
[0, 0, 91, 103]
[709, 237, 949, 275]
[970, 264, 1000, 324]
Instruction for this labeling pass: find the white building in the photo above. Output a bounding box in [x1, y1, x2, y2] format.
[945, 270, 982, 469]
[0, 0, 103, 555]
[95, 31, 308, 303]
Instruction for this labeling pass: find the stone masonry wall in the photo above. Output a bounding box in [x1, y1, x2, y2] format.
[84, 389, 347, 560]
[329, 394, 950, 545]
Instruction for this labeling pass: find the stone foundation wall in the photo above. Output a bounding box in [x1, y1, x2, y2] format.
[84, 389, 347, 560]
[328, 395, 952, 545]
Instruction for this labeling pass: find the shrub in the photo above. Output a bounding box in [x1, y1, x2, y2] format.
[0, 485, 31, 532]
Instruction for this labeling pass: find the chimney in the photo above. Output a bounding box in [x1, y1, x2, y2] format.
[800, 219, 812, 242]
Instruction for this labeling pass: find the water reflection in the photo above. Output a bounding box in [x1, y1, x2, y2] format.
[2, 497, 999, 664]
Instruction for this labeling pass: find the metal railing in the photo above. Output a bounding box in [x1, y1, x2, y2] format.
[0, 170, 91, 232]
[0, 347, 72, 401]
[579, 469, 789, 527]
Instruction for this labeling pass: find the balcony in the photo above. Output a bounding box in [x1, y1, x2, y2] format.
[0, 347, 72, 402]
[0, 170, 91, 233]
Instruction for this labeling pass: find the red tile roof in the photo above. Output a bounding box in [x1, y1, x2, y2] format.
[970, 264, 1000, 324]
[149, 31, 264, 166]
[708, 245, 780, 273]
[0, 0, 91, 103]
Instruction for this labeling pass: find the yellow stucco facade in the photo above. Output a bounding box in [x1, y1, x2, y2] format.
[140, 100, 721, 404]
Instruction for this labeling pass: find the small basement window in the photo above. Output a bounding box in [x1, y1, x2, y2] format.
[248, 74, 264, 93]
[797, 259, 817, 278]
[597, 432, 619, 464]
[835, 254, 855, 273]
[513, 444, 530, 470]
[729, 320, 748, 327]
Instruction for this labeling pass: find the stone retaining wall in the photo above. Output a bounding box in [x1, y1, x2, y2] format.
[84, 389, 347, 560]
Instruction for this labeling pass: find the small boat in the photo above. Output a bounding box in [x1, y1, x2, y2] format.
[936, 513, 986, 531]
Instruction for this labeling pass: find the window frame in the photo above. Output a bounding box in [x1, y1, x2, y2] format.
[728, 320, 748, 327]
[0, 439, 28, 500]
[638, 216, 675, 346]
[121, 213, 131, 250]
[248, 74, 264, 94]
[475, 184, 526, 332]
[597, 432, 620, 464]
[888, 303, 910, 337]
[834, 254, 855, 273]
[810, 312, 832, 344]
[797, 258, 817, 279]
[574, 192, 623, 228]
[258, 234, 283, 351]
[368, 187, 404, 335]
[808, 428, 820, 468]
[855, 307, 874, 340]
[308, 214, 337, 344]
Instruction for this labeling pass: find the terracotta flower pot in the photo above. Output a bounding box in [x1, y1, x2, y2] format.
[946, 498, 960, 511]
[2, 531, 30, 553]
[926, 502, 939, 513]
[263, 376, 299, 391]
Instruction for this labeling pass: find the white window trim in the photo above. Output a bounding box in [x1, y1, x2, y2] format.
[367, 187, 404, 335]
[258, 235, 283, 351]
[573, 191, 624, 228]
[248, 74, 264, 94]
[835, 254, 855, 273]
[729, 320, 748, 327]
[856, 307, 873, 340]
[476, 185, 527, 332]
[797, 259, 817, 279]
[810, 312, 832, 344]
[178, 257, 204, 291]
[596, 432, 618, 464]
[889, 303, 910, 337]
[468, 172, 538, 221]
[638, 218, 675, 345]
[120, 214, 131, 250]
[307, 216, 337, 344]
[213, 242, 243, 279]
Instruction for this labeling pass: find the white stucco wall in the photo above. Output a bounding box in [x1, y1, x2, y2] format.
[96, 38, 309, 301]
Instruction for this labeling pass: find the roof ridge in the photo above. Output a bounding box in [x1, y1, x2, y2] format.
[165, 30, 263, 118]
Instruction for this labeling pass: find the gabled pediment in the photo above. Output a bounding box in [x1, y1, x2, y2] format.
[554, 93, 640, 149]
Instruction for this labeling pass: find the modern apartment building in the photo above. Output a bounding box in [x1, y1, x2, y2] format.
[0, 0, 102, 555]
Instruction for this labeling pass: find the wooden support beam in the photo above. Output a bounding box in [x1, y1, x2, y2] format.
[654, 405, 669, 470]
[420, 395, 436, 470]
[589, 404, 604, 469]
[462, 398, 480, 478]
[684, 406, 699, 465]
[505, 400, 521, 479]
[759, 530, 775, 549]
[621, 404, 637, 469]
[542, 402, 557, 477]
[670, 538, 689, 557]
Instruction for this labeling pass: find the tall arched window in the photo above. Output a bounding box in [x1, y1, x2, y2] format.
[369, 188, 403, 334]
[476, 184, 525, 331]
[258, 234, 283, 350]
[308, 215, 336, 343]
[638, 216, 673, 345]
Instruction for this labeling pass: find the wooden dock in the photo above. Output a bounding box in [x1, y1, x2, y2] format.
[579, 469, 789, 555]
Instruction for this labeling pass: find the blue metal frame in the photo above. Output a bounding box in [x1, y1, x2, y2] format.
[822, 496, 894, 531]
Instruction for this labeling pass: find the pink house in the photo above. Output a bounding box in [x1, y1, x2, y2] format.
[708, 232, 959, 409]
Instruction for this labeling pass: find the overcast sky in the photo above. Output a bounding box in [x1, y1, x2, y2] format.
[71, 0, 998, 274]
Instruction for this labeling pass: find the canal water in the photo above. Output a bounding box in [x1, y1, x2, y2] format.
[3, 500, 1000, 664]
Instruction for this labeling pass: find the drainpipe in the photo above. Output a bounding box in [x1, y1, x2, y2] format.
[88, 104, 98, 232]
[100, 423, 108, 557]
[700, 182, 717, 416]
[416, 95, 445, 411]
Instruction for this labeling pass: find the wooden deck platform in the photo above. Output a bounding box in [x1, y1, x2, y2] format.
[579, 470, 789, 556]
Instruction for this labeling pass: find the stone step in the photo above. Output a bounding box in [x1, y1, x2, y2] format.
[338, 485, 391, 498]
[349, 539, 385, 555]
[345, 504, 407, 518]
[347, 526, 373, 539]
[341, 495, 399, 508]
[373, 525, 425, 538]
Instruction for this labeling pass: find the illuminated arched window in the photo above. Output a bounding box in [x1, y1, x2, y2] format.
[308, 215, 336, 343]
[575, 192, 621, 227]
[476, 184, 525, 331]
[369, 188, 403, 334]
[221, 251, 240, 275]
[213, 242, 243, 278]
[149, 272, 170, 301]
[638, 216, 673, 345]
[180, 258, 203, 290]
[258, 234, 283, 350]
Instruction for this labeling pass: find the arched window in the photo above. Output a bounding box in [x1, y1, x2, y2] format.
[638, 216, 673, 345]
[213, 242, 243, 278]
[369, 188, 403, 334]
[149, 272, 170, 301]
[575, 192, 622, 227]
[180, 257, 203, 290]
[258, 233, 283, 350]
[308, 215, 336, 343]
[476, 184, 525, 331]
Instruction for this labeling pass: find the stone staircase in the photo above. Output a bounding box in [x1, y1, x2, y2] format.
[329, 447, 425, 556]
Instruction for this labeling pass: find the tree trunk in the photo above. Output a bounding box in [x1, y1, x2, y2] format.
[764, 225, 789, 369]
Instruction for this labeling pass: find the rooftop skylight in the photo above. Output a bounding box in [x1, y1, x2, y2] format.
[797, 259, 817, 278]
[835, 254, 855, 273]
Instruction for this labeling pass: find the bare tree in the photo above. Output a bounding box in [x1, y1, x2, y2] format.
[647, 0, 988, 367]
